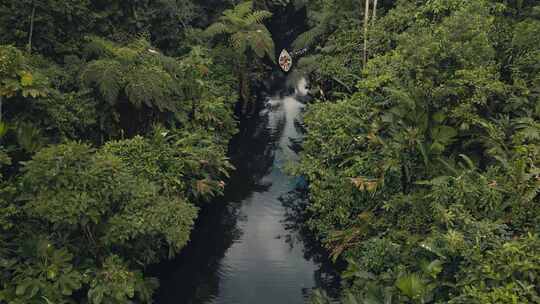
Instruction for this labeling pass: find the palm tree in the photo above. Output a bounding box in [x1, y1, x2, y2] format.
[205, 1, 275, 110]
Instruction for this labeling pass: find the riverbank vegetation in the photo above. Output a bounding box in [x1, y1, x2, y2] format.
[1, 0, 539, 303]
[0, 1, 276, 303]
[294, 0, 540, 303]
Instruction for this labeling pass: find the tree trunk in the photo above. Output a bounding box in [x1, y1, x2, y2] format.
[363, 0, 370, 67]
[241, 74, 250, 114]
[372, 0, 378, 23]
[27, 1, 36, 54]
[237, 56, 251, 115]
[0, 95, 3, 123]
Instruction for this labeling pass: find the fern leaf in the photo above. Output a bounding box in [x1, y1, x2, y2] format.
[245, 10, 272, 25]
[83, 36, 117, 58]
[234, 1, 253, 18]
[230, 33, 248, 54]
[204, 22, 230, 37]
[81, 59, 124, 104]
[292, 24, 326, 49]
[124, 65, 174, 111]
[249, 27, 275, 61]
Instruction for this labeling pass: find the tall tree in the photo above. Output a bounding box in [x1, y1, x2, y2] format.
[372, 0, 378, 23]
[26, 0, 36, 54]
[363, 0, 370, 66]
[205, 1, 275, 110]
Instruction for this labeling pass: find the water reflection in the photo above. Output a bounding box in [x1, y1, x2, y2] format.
[153, 79, 338, 304]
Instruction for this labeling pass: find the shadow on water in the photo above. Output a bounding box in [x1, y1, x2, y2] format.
[152, 78, 340, 304]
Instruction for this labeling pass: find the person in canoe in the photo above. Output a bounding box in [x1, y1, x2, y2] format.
[279, 49, 292, 72]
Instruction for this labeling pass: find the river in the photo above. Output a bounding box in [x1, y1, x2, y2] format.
[154, 78, 337, 304]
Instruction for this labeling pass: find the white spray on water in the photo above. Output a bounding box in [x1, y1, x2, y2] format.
[263, 77, 308, 164]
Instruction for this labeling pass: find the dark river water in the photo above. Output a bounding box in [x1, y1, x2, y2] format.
[153, 79, 338, 304]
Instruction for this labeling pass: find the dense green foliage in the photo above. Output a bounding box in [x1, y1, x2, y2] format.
[205, 1, 275, 111]
[295, 0, 540, 303]
[2, 0, 539, 302]
[0, 1, 268, 303]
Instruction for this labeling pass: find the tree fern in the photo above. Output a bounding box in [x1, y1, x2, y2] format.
[231, 32, 249, 54]
[83, 36, 116, 58]
[204, 22, 230, 37]
[204, 0, 275, 106]
[291, 1, 340, 50]
[124, 65, 175, 111]
[294, 54, 322, 74]
[245, 10, 273, 25]
[248, 25, 276, 61]
[513, 117, 540, 142]
[292, 23, 328, 49]
[232, 1, 253, 19]
[205, 1, 275, 61]
[82, 37, 198, 116]
[81, 59, 124, 104]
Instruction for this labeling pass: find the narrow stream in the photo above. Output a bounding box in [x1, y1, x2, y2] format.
[154, 79, 337, 304]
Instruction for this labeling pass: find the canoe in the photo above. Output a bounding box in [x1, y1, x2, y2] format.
[278, 49, 292, 72]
